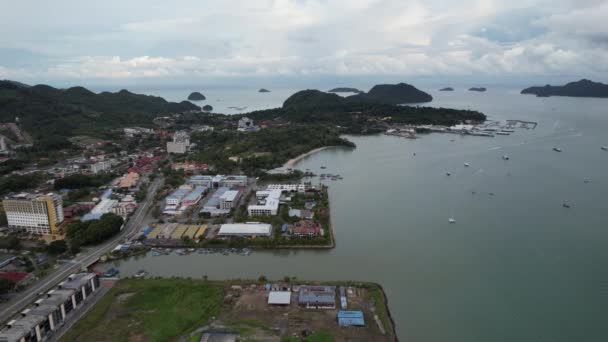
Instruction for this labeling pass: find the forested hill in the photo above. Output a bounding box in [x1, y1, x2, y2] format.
[0, 80, 199, 145]
[521, 79, 608, 98]
[245, 89, 486, 133]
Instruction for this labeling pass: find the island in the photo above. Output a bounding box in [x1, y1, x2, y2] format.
[349, 83, 433, 104]
[440, 87, 454, 91]
[258, 88, 271, 93]
[328, 87, 364, 94]
[202, 104, 213, 112]
[187, 91, 206, 101]
[469, 87, 487, 92]
[60, 278, 397, 342]
[521, 79, 608, 98]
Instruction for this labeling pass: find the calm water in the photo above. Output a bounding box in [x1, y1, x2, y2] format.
[107, 88, 608, 341]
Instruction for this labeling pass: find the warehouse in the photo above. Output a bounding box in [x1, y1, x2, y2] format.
[181, 186, 207, 207]
[298, 286, 336, 309]
[218, 223, 272, 237]
[337, 311, 365, 327]
[268, 291, 291, 306]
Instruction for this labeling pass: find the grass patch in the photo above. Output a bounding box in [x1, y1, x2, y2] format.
[307, 330, 335, 342]
[60, 278, 222, 342]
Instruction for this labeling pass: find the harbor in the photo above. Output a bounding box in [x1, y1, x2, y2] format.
[385, 119, 538, 139]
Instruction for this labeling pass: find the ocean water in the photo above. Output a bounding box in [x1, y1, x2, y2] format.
[106, 86, 608, 341]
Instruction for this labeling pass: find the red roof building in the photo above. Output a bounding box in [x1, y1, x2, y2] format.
[293, 220, 322, 237]
[0, 272, 30, 285]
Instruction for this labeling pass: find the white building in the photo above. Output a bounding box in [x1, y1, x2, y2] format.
[248, 189, 281, 216]
[266, 184, 307, 192]
[218, 223, 272, 237]
[166, 131, 190, 154]
[0, 135, 7, 151]
[82, 198, 118, 221]
[219, 190, 241, 210]
[237, 117, 256, 132]
[3, 193, 64, 235]
[90, 160, 111, 174]
[188, 175, 247, 188]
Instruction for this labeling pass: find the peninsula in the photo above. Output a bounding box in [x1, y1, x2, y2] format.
[187, 91, 206, 101]
[349, 82, 433, 104]
[521, 79, 608, 98]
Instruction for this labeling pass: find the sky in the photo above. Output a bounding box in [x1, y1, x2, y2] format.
[0, 0, 607, 87]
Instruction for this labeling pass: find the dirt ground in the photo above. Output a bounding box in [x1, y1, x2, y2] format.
[217, 284, 395, 342]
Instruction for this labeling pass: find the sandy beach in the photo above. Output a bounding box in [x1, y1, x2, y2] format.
[282, 146, 336, 168]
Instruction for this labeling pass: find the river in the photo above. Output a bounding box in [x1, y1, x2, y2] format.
[104, 87, 608, 341]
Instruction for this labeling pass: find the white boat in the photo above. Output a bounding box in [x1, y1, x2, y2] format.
[502, 155, 510, 160]
[496, 131, 510, 135]
[448, 217, 456, 224]
[553, 147, 562, 152]
[464, 163, 470, 167]
[446, 172, 451, 176]
[601, 146, 608, 151]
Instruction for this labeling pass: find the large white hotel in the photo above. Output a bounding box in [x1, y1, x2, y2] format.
[2, 193, 64, 235]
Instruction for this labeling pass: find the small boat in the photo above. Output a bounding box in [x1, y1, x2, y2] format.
[464, 163, 470, 167]
[553, 147, 562, 152]
[584, 179, 590, 184]
[446, 172, 451, 176]
[562, 203, 571, 208]
[496, 131, 510, 135]
[134, 269, 148, 278]
[448, 217, 456, 224]
[103, 267, 120, 278]
[601, 146, 608, 151]
[502, 155, 510, 160]
[320, 166, 327, 169]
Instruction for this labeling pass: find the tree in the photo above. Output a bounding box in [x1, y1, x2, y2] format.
[46, 240, 68, 255]
[69, 239, 81, 255]
[0, 278, 14, 295]
[258, 275, 267, 283]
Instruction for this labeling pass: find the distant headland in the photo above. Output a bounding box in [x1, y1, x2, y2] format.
[328, 87, 364, 94]
[468, 87, 487, 92]
[440, 87, 454, 91]
[258, 88, 271, 93]
[521, 79, 608, 98]
[187, 92, 206, 101]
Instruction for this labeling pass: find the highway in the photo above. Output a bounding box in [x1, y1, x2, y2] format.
[0, 176, 163, 324]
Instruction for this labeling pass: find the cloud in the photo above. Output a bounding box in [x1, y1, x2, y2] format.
[0, 0, 607, 81]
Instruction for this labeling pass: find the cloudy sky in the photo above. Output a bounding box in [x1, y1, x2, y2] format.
[0, 0, 606, 86]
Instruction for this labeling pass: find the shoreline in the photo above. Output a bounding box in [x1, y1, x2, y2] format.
[283, 146, 337, 168]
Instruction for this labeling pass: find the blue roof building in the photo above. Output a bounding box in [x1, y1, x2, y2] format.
[338, 311, 365, 327]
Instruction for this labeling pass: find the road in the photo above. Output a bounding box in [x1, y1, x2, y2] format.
[0, 176, 163, 324]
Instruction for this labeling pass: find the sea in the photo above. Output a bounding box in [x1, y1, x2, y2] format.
[100, 84, 608, 341]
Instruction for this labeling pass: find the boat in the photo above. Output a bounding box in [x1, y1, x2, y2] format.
[584, 179, 590, 184]
[496, 131, 510, 135]
[553, 147, 562, 152]
[502, 155, 510, 160]
[320, 166, 327, 169]
[464, 163, 470, 167]
[134, 269, 148, 278]
[601, 146, 608, 151]
[103, 267, 120, 278]
[446, 172, 451, 176]
[448, 217, 456, 224]
[562, 203, 571, 208]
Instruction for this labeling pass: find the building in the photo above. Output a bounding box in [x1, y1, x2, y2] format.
[0, 135, 7, 152]
[171, 162, 209, 174]
[337, 311, 365, 327]
[181, 186, 207, 207]
[292, 220, 322, 237]
[248, 190, 281, 216]
[117, 172, 140, 189]
[188, 175, 248, 188]
[81, 198, 118, 222]
[111, 202, 137, 217]
[3, 193, 64, 235]
[200, 187, 231, 216]
[90, 160, 111, 174]
[298, 286, 336, 309]
[237, 117, 259, 132]
[218, 223, 272, 237]
[166, 131, 190, 154]
[268, 291, 291, 306]
[266, 184, 307, 192]
[0, 273, 99, 342]
[219, 190, 241, 210]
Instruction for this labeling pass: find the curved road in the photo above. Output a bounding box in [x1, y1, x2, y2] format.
[0, 176, 163, 324]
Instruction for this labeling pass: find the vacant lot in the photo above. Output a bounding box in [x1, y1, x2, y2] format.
[60, 278, 222, 342]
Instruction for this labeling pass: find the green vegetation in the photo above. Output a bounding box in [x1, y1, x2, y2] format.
[0, 278, 14, 295]
[191, 126, 354, 175]
[60, 278, 222, 342]
[0, 81, 199, 145]
[521, 79, 608, 98]
[0, 235, 21, 250]
[54, 173, 115, 190]
[66, 213, 123, 246]
[46, 240, 67, 255]
[0, 173, 45, 195]
[187, 92, 206, 101]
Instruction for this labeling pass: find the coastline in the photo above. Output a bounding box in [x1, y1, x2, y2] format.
[283, 146, 337, 168]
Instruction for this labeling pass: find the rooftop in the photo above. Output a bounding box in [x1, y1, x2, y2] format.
[218, 223, 272, 236]
[268, 291, 291, 305]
